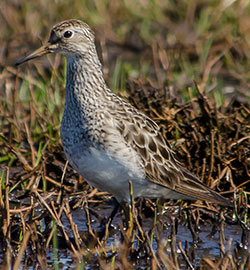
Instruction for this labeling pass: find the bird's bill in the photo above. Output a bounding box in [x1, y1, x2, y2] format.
[15, 42, 56, 66]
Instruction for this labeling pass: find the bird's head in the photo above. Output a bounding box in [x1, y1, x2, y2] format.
[16, 19, 95, 65]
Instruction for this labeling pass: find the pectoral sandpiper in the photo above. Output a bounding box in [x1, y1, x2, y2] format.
[16, 19, 232, 207]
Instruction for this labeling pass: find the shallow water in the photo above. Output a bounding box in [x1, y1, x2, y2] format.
[2, 204, 249, 270]
[57, 206, 247, 269]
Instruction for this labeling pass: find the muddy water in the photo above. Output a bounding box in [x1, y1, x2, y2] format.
[57, 206, 247, 269]
[8, 204, 248, 270]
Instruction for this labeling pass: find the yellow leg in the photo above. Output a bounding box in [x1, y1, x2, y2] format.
[123, 180, 135, 238]
[126, 204, 133, 238]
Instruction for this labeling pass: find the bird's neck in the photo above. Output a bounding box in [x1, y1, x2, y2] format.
[65, 50, 109, 107]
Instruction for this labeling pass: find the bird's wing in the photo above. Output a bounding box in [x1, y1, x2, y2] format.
[107, 97, 232, 206]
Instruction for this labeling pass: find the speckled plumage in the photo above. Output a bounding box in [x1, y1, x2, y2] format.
[16, 19, 232, 207]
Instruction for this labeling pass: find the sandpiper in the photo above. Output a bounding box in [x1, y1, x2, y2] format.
[16, 19, 232, 207]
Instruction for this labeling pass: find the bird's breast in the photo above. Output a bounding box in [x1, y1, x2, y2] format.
[63, 142, 145, 201]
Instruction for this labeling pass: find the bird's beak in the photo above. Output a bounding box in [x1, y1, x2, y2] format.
[15, 42, 57, 66]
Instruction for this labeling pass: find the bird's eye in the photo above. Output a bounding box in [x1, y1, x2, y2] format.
[64, 31, 73, 38]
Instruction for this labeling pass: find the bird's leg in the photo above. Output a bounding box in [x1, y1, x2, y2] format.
[120, 201, 133, 238]
[108, 199, 121, 223]
[98, 199, 120, 240]
[126, 181, 135, 237]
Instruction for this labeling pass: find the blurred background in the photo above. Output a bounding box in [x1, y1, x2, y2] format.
[1, 0, 250, 97]
[0, 1, 250, 269]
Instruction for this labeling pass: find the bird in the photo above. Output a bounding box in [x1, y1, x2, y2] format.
[16, 19, 232, 208]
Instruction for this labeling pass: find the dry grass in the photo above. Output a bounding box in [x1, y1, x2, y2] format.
[0, 0, 250, 269]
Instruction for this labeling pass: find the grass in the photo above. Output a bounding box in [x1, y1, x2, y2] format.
[0, 0, 250, 269]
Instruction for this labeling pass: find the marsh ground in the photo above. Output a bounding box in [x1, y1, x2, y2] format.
[0, 0, 250, 269]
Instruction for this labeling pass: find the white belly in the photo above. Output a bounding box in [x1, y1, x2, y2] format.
[64, 143, 189, 202]
[64, 144, 146, 201]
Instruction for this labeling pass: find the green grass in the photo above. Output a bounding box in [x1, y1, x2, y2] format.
[0, 1, 248, 212]
[1, 1, 249, 130]
[0, 1, 249, 269]
[52, 222, 59, 270]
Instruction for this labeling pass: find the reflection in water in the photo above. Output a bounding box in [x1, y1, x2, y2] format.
[56, 205, 246, 269]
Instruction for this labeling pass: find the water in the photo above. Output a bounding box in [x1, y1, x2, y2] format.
[57, 206, 247, 269]
[1, 204, 248, 269]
